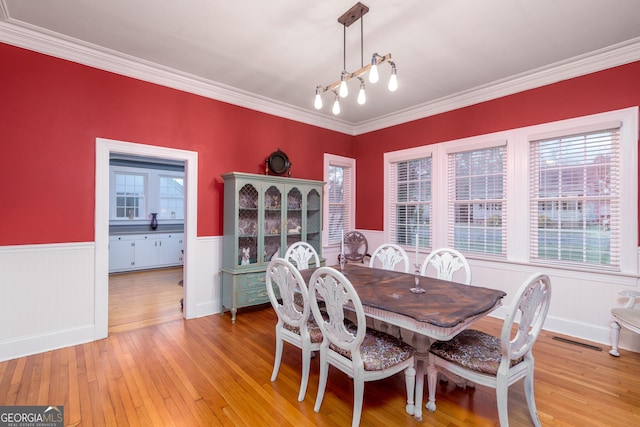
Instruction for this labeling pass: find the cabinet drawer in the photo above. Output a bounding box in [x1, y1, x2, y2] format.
[235, 272, 267, 290]
[235, 288, 270, 307]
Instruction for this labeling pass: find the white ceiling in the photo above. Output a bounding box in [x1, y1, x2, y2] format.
[2, 0, 640, 134]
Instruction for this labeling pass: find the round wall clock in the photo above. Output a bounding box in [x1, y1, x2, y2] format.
[265, 149, 291, 176]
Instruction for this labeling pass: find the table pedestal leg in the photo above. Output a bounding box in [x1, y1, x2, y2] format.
[405, 331, 433, 421]
[426, 361, 438, 412]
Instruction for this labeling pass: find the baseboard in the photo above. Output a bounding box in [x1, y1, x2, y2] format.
[489, 307, 640, 353]
[0, 325, 95, 363]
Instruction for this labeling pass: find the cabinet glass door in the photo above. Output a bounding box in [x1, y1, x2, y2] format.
[286, 187, 303, 250]
[238, 183, 258, 266]
[307, 189, 322, 252]
[263, 185, 283, 263]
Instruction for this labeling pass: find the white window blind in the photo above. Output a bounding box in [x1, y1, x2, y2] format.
[530, 127, 620, 268]
[389, 157, 432, 249]
[328, 164, 351, 245]
[448, 146, 506, 255]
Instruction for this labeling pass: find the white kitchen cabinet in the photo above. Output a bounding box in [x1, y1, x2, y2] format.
[157, 234, 184, 266]
[134, 235, 159, 269]
[109, 233, 184, 272]
[109, 235, 135, 272]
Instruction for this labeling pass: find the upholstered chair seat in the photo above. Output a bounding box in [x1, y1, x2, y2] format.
[328, 327, 415, 371]
[429, 329, 524, 376]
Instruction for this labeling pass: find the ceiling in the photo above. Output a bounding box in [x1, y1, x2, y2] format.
[2, 0, 640, 134]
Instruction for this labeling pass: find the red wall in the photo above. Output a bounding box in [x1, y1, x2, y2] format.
[353, 61, 640, 232]
[0, 43, 354, 246]
[1, 42, 639, 246]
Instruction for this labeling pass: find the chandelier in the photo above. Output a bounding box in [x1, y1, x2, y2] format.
[314, 2, 397, 115]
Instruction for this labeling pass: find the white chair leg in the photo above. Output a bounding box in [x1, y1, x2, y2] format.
[314, 350, 328, 413]
[609, 320, 621, 357]
[351, 376, 365, 427]
[495, 376, 509, 427]
[298, 345, 311, 402]
[271, 336, 283, 382]
[524, 369, 541, 427]
[404, 365, 416, 415]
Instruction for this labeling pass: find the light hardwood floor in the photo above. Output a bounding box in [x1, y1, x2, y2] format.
[1, 270, 639, 426]
[108, 267, 184, 334]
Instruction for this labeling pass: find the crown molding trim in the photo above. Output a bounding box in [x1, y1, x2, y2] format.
[1, 8, 639, 137]
[355, 37, 640, 135]
[0, 17, 356, 135]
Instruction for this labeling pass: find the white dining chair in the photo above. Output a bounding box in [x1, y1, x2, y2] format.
[426, 273, 551, 426]
[420, 247, 471, 284]
[285, 241, 320, 270]
[369, 243, 411, 272]
[609, 289, 640, 357]
[265, 257, 322, 402]
[308, 266, 416, 427]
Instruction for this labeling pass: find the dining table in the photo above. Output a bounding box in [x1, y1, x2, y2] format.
[300, 263, 506, 421]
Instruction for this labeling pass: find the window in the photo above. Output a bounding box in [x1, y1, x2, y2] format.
[324, 154, 355, 245]
[448, 145, 506, 255]
[159, 176, 185, 219]
[114, 172, 146, 219]
[383, 107, 637, 276]
[110, 165, 184, 222]
[530, 127, 620, 267]
[388, 157, 432, 249]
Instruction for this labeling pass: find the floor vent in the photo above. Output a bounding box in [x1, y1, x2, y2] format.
[552, 336, 602, 351]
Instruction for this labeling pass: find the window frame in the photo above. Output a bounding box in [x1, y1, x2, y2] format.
[109, 165, 185, 224]
[386, 154, 433, 250]
[112, 170, 147, 220]
[383, 107, 638, 276]
[447, 142, 507, 257]
[323, 153, 356, 247]
[158, 175, 185, 220]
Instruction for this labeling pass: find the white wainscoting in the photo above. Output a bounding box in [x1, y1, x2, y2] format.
[0, 236, 224, 362]
[0, 242, 96, 361]
[3, 234, 638, 361]
[194, 236, 223, 318]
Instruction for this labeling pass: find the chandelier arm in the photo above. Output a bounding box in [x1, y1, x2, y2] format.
[319, 53, 392, 93]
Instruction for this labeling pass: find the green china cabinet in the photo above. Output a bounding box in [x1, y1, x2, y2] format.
[221, 172, 324, 322]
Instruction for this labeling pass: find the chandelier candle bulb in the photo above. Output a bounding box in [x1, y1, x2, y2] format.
[388, 67, 398, 91]
[357, 83, 366, 104]
[369, 61, 379, 83]
[339, 73, 349, 97]
[314, 86, 323, 109]
[332, 97, 340, 115]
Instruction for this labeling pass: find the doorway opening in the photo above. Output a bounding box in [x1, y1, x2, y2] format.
[95, 138, 198, 339]
[107, 153, 186, 332]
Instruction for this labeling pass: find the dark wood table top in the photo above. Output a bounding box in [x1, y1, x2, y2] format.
[301, 264, 506, 330]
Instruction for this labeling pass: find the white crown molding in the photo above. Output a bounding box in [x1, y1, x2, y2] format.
[0, 16, 356, 135]
[1, 7, 639, 137]
[355, 37, 640, 135]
